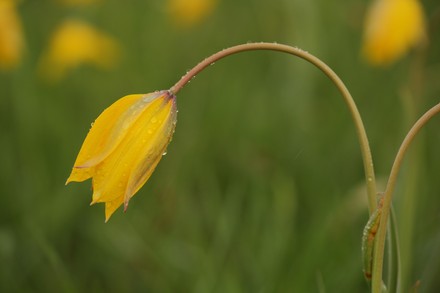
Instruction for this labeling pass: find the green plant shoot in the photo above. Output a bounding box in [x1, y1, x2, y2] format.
[362, 193, 384, 282]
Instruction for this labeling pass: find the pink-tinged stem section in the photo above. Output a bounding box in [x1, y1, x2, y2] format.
[170, 42, 378, 214]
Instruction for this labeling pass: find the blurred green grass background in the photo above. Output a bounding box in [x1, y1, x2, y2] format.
[1, 0, 440, 292]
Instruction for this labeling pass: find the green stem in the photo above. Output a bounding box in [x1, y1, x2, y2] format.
[386, 205, 401, 293]
[371, 102, 440, 293]
[398, 89, 422, 291]
[170, 42, 378, 214]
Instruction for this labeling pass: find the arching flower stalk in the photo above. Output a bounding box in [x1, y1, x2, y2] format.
[67, 42, 378, 222]
[66, 42, 440, 293]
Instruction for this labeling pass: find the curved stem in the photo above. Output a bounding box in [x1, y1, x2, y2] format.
[371, 102, 440, 292]
[170, 42, 378, 213]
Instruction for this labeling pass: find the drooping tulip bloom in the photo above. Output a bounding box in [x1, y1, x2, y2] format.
[362, 0, 426, 66]
[66, 91, 177, 222]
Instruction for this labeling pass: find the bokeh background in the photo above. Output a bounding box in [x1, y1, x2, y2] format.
[1, 0, 440, 292]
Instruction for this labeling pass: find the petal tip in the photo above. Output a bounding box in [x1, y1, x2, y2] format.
[105, 210, 111, 223]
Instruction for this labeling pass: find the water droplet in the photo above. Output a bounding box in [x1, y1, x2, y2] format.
[367, 177, 373, 182]
[162, 151, 167, 156]
[151, 117, 157, 123]
[147, 129, 153, 134]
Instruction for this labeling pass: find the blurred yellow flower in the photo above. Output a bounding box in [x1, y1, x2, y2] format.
[39, 19, 120, 81]
[0, 0, 24, 70]
[66, 91, 178, 222]
[167, 0, 217, 28]
[362, 0, 426, 66]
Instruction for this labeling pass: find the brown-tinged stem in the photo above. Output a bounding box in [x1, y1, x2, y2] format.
[371, 103, 440, 293]
[170, 42, 378, 213]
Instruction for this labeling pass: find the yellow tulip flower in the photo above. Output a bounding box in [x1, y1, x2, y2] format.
[0, 0, 24, 70]
[66, 91, 177, 222]
[39, 19, 119, 81]
[167, 0, 217, 28]
[362, 0, 426, 66]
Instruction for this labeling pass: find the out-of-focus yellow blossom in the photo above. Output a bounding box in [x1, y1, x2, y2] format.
[362, 0, 426, 66]
[167, 0, 217, 28]
[55, 0, 101, 6]
[66, 91, 178, 222]
[0, 0, 24, 70]
[38, 19, 119, 81]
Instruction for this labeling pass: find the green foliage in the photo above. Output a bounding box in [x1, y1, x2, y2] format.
[1, 0, 440, 292]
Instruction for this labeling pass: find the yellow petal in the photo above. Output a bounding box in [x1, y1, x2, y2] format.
[66, 94, 145, 184]
[105, 197, 123, 223]
[123, 97, 177, 208]
[66, 166, 94, 183]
